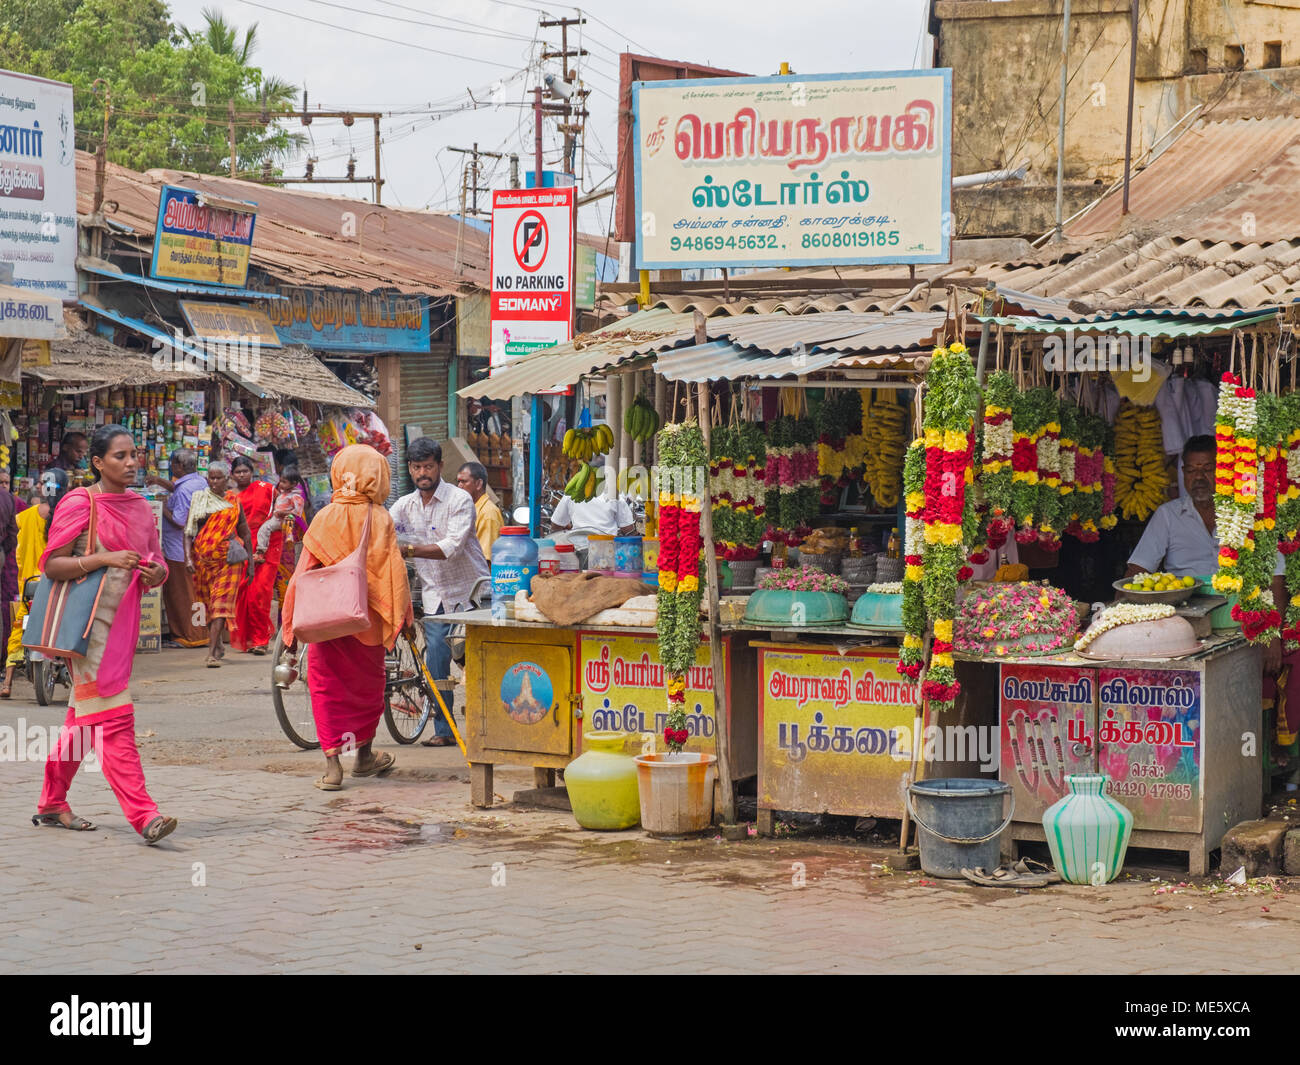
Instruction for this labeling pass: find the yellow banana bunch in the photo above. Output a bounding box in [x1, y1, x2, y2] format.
[623, 395, 661, 442]
[561, 423, 614, 461]
[863, 388, 905, 509]
[1112, 400, 1167, 522]
[563, 461, 602, 501]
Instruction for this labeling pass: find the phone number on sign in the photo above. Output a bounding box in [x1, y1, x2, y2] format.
[1106, 780, 1191, 799]
[801, 230, 900, 249]
[669, 234, 779, 252]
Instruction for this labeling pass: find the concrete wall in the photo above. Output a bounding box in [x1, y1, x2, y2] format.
[936, 0, 1300, 187]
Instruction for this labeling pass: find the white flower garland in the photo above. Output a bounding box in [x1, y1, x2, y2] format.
[866, 581, 903, 595]
[1076, 603, 1176, 651]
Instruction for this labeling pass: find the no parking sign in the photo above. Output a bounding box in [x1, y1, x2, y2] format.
[489, 187, 574, 369]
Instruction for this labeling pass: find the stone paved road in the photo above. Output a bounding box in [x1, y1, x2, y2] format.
[2, 651, 1298, 974]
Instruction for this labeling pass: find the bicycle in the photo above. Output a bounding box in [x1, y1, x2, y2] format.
[271, 622, 438, 749]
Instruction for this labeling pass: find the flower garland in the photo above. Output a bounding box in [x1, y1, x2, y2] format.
[1067, 410, 1106, 541]
[899, 438, 927, 681]
[866, 581, 903, 595]
[1278, 393, 1300, 650]
[765, 416, 820, 543]
[657, 422, 706, 752]
[816, 390, 866, 503]
[710, 423, 766, 548]
[980, 372, 1016, 553]
[1233, 393, 1281, 643]
[1212, 372, 1257, 598]
[1035, 390, 1064, 550]
[1010, 386, 1047, 544]
[920, 342, 980, 713]
[1076, 603, 1176, 651]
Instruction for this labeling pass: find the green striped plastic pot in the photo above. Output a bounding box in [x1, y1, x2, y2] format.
[1042, 774, 1133, 885]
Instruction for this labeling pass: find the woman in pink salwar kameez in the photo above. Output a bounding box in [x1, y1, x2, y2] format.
[31, 425, 178, 845]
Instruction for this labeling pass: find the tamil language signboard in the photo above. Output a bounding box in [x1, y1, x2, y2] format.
[0, 69, 78, 303]
[251, 282, 429, 352]
[489, 187, 574, 368]
[179, 300, 281, 347]
[999, 663, 1097, 822]
[632, 70, 951, 270]
[758, 645, 917, 818]
[151, 184, 257, 287]
[577, 631, 716, 756]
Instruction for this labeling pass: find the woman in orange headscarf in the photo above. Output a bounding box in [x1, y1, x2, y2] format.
[281, 444, 412, 791]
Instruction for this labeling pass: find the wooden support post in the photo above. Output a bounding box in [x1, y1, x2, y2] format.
[471, 762, 494, 808]
[534, 767, 556, 788]
[605, 376, 623, 493]
[631, 370, 643, 468]
[653, 373, 667, 447]
[620, 372, 635, 482]
[698, 380, 736, 825]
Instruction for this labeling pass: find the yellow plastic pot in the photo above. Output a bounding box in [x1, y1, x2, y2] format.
[565, 732, 641, 830]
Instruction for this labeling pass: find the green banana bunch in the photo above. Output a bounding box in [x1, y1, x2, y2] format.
[623, 395, 661, 442]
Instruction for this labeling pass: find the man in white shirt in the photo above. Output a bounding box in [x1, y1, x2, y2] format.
[390, 437, 488, 747]
[549, 493, 636, 542]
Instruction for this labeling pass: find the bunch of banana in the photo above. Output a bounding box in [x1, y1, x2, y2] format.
[624, 395, 661, 442]
[862, 388, 906, 508]
[1112, 400, 1167, 522]
[562, 422, 614, 461]
[563, 461, 602, 501]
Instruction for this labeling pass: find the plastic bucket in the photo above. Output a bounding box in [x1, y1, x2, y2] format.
[907, 778, 1015, 879]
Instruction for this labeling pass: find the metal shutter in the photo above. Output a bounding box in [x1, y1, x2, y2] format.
[393, 353, 451, 496]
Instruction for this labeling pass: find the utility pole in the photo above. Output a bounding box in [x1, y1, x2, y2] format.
[448, 142, 504, 216]
[1053, 0, 1072, 243]
[90, 79, 111, 215]
[228, 99, 238, 178]
[1121, 0, 1139, 216]
[540, 15, 590, 177]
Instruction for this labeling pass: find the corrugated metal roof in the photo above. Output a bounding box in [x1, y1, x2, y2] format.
[462, 308, 691, 400]
[975, 312, 1278, 337]
[78, 302, 372, 407]
[77, 151, 487, 296]
[79, 260, 288, 300]
[655, 340, 846, 383]
[1068, 117, 1300, 243]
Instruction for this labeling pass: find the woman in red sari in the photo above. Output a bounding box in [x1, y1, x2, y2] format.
[229, 455, 281, 655]
[281, 445, 412, 790]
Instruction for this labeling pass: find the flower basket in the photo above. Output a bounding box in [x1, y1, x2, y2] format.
[743, 589, 848, 626]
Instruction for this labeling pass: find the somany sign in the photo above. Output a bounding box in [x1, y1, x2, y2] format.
[632, 69, 951, 270]
[489, 186, 574, 368]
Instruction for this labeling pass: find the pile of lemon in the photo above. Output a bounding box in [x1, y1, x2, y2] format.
[1123, 572, 1196, 593]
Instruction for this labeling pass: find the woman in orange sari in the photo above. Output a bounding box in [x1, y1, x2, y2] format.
[185, 461, 251, 668]
[229, 456, 281, 656]
[281, 445, 412, 791]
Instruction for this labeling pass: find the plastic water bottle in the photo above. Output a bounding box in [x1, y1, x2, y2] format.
[491, 527, 540, 620]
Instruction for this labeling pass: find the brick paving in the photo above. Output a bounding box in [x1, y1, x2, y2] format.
[4, 760, 1299, 974]
[1, 651, 1297, 974]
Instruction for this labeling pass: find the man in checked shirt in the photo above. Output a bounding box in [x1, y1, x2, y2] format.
[390, 437, 488, 747]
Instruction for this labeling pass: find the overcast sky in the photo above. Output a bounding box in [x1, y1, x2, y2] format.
[165, 0, 934, 229]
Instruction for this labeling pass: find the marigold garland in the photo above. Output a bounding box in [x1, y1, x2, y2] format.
[899, 438, 927, 680]
[1212, 373, 1257, 598]
[657, 422, 707, 752]
[1233, 393, 1281, 643]
[1010, 387, 1049, 543]
[1280, 393, 1300, 650]
[919, 342, 980, 712]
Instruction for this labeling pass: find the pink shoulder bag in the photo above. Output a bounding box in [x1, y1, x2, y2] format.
[292, 505, 372, 643]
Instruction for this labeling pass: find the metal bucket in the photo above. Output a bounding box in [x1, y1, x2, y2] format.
[907, 778, 1015, 879]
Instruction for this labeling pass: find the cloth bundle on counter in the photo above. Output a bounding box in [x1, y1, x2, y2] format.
[527, 572, 656, 626]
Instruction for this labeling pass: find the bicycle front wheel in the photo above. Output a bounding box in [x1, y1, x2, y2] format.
[272, 629, 319, 750]
[383, 628, 432, 744]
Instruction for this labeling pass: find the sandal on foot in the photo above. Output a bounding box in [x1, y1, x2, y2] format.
[421, 736, 457, 748]
[314, 776, 343, 791]
[0, 685, 11, 699]
[142, 816, 177, 845]
[351, 751, 396, 777]
[32, 812, 97, 831]
[205, 656, 221, 668]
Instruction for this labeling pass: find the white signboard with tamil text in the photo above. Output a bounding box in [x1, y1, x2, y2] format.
[0, 69, 77, 303]
[633, 70, 951, 270]
[489, 187, 574, 369]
